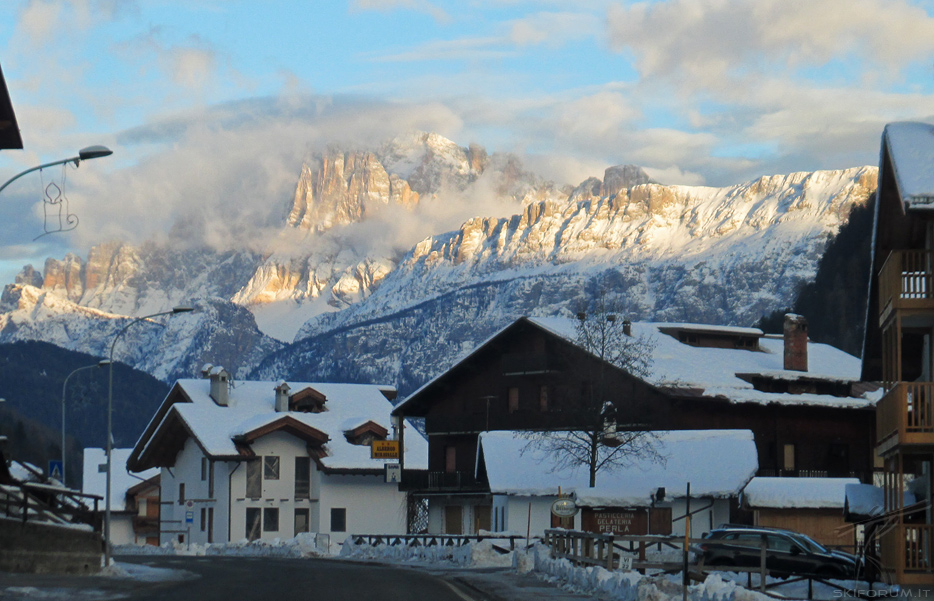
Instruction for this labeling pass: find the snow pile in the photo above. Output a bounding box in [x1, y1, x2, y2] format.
[114, 532, 332, 558]
[530, 544, 772, 601]
[340, 537, 515, 568]
[101, 561, 196, 582]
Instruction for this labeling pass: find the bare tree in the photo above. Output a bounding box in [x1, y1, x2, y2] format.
[522, 297, 664, 487]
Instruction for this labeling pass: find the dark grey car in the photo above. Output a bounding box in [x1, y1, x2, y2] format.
[696, 526, 859, 579]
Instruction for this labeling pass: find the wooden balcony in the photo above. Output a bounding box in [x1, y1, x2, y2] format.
[400, 470, 488, 493]
[880, 524, 934, 585]
[879, 250, 934, 325]
[876, 382, 934, 455]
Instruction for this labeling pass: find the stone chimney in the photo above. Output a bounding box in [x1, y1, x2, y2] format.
[783, 314, 808, 372]
[274, 382, 291, 412]
[209, 367, 230, 406]
[200, 363, 214, 378]
[623, 319, 632, 336]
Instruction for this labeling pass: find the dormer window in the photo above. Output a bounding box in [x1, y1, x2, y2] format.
[290, 386, 327, 413]
[344, 421, 389, 446]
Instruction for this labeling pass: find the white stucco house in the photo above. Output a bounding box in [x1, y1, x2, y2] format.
[127, 366, 427, 547]
[82, 448, 160, 546]
[477, 429, 759, 539]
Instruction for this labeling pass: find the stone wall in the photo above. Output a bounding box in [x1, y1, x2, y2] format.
[0, 517, 102, 574]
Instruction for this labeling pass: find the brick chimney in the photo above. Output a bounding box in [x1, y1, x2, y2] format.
[783, 314, 808, 372]
[209, 367, 230, 406]
[274, 382, 291, 412]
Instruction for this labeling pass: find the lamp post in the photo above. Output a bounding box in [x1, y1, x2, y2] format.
[104, 305, 193, 565]
[60, 360, 110, 486]
[0, 145, 113, 196]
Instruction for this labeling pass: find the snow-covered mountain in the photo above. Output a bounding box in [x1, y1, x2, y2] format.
[0, 131, 877, 391]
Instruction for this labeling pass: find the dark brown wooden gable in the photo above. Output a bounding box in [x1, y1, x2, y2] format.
[128, 382, 194, 471]
[345, 420, 389, 445]
[290, 386, 327, 413]
[239, 415, 329, 446]
[134, 410, 193, 470]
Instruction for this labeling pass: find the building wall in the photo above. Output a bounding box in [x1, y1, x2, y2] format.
[317, 473, 408, 544]
[228, 431, 319, 543]
[754, 508, 854, 548]
[159, 437, 230, 546]
[109, 514, 136, 546]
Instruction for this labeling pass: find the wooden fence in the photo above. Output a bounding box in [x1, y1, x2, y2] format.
[350, 533, 537, 553]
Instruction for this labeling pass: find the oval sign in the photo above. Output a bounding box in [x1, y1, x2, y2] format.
[551, 497, 579, 518]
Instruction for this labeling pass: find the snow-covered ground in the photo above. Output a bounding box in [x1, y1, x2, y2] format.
[341, 537, 899, 601]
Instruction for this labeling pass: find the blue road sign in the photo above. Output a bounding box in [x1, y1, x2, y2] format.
[48, 460, 63, 481]
[186, 511, 194, 524]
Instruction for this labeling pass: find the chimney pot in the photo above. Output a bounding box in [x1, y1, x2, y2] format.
[209, 367, 230, 406]
[783, 314, 808, 372]
[623, 319, 632, 336]
[274, 382, 291, 412]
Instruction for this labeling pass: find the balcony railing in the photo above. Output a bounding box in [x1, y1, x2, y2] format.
[400, 470, 487, 493]
[877, 382, 934, 453]
[881, 524, 934, 581]
[879, 250, 934, 320]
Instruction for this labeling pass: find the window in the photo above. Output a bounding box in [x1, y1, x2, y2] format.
[783, 444, 796, 471]
[201, 457, 208, 481]
[295, 456, 311, 500]
[246, 508, 261, 541]
[539, 385, 549, 412]
[295, 508, 310, 534]
[264, 456, 280, 480]
[207, 508, 214, 543]
[331, 508, 347, 533]
[263, 508, 279, 532]
[508, 387, 519, 413]
[178, 483, 185, 504]
[200, 508, 206, 532]
[246, 460, 262, 498]
[767, 535, 796, 552]
[445, 446, 456, 473]
[208, 461, 215, 498]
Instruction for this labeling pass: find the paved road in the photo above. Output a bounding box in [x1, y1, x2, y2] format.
[0, 556, 483, 601]
[131, 556, 477, 601]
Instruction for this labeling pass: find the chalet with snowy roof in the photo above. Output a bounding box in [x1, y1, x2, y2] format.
[862, 121, 934, 585]
[83, 448, 159, 546]
[127, 366, 428, 546]
[479, 430, 757, 539]
[741, 477, 860, 548]
[392, 314, 879, 535]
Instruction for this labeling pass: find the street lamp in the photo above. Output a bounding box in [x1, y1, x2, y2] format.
[61, 360, 110, 486]
[0, 145, 114, 196]
[104, 305, 193, 565]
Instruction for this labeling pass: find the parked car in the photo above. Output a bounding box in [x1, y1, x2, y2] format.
[695, 525, 859, 579]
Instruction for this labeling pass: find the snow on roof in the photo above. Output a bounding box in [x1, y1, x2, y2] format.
[529, 317, 879, 409]
[844, 483, 917, 518]
[884, 122, 934, 208]
[83, 448, 159, 511]
[742, 477, 860, 509]
[163, 380, 427, 471]
[481, 429, 758, 507]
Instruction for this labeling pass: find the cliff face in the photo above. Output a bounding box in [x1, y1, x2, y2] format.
[0, 130, 879, 388]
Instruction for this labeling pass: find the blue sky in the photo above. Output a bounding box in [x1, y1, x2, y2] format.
[0, 0, 933, 284]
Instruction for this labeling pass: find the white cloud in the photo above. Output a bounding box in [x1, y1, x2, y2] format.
[508, 11, 602, 47]
[349, 0, 451, 23]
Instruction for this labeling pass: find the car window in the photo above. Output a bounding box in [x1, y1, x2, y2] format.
[767, 535, 796, 552]
[790, 533, 827, 554]
[734, 533, 763, 546]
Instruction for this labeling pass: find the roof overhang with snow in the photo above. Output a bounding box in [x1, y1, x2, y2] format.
[742, 477, 860, 510]
[481, 429, 758, 508]
[882, 122, 934, 209]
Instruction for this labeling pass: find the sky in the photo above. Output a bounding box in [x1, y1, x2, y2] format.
[0, 0, 933, 286]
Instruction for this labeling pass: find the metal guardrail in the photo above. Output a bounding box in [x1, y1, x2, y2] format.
[350, 533, 538, 552]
